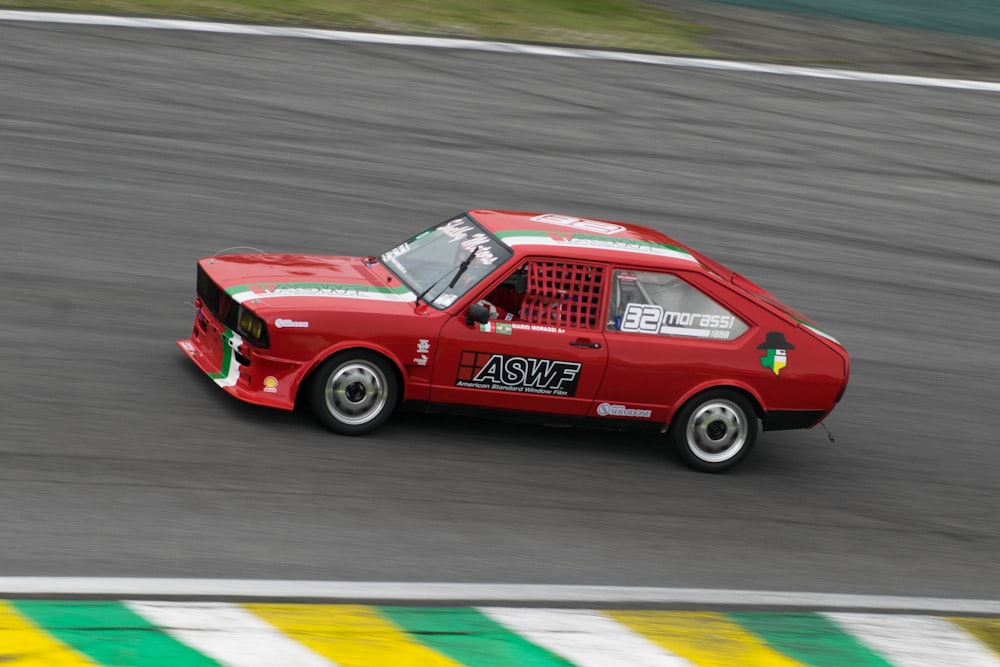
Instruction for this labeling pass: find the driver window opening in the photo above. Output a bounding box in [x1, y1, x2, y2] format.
[480, 260, 605, 330]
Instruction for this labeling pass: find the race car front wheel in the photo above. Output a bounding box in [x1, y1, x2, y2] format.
[310, 350, 398, 435]
[670, 389, 758, 473]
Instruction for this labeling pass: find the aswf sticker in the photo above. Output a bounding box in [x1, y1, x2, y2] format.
[455, 351, 581, 396]
[758, 332, 795, 376]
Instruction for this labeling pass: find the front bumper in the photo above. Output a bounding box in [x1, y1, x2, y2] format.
[178, 310, 300, 411]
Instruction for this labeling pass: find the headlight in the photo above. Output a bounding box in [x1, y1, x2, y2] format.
[237, 307, 269, 347]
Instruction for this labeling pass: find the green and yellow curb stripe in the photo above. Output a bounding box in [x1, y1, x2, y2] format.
[951, 617, 1000, 657]
[728, 612, 893, 666]
[611, 610, 804, 666]
[379, 606, 574, 667]
[1, 602, 999, 666]
[12, 601, 224, 667]
[248, 603, 465, 667]
[0, 601, 99, 667]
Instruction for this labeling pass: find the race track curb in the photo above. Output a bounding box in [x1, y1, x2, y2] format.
[2, 600, 999, 665]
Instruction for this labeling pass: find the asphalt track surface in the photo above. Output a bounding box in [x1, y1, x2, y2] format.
[1, 19, 998, 601]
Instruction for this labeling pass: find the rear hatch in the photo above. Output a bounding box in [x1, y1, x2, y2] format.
[684, 245, 845, 349]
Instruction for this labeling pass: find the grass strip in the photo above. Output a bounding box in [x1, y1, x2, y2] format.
[0, 0, 714, 53]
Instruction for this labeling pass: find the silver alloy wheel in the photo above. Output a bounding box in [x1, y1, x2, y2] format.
[684, 398, 749, 463]
[323, 360, 389, 426]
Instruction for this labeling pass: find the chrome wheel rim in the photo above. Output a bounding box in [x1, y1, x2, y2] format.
[324, 361, 389, 426]
[685, 399, 748, 463]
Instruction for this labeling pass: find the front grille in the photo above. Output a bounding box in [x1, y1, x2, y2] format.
[197, 265, 237, 329]
[196, 264, 269, 348]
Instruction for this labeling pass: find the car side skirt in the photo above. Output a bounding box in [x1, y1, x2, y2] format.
[405, 401, 666, 434]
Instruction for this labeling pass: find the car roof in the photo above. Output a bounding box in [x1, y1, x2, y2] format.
[467, 209, 707, 272]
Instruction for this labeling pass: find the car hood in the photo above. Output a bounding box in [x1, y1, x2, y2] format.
[198, 253, 415, 308]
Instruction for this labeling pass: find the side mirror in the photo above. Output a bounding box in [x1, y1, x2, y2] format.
[466, 303, 490, 326]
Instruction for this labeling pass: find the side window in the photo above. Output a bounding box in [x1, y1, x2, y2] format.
[479, 260, 605, 330]
[607, 269, 748, 341]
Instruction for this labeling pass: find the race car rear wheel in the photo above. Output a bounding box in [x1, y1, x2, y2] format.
[310, 350, 398, 435]
[670, 390, 758, 473]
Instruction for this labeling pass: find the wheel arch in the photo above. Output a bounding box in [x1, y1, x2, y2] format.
[668, 383, 763, 473]
[294, 341, 407, 410]
[669, 381, 764, 431]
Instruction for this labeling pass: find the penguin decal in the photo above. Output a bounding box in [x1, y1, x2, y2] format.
[758, 331, 795, 376]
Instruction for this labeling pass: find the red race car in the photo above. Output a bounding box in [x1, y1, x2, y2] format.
[178, 210, 848, 472]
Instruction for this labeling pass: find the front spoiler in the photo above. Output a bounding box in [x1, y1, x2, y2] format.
[177, 337, 294, 411]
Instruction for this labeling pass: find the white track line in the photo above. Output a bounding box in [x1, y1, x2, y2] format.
[2, 10, 1000, 92]
[1, 579, 1000, 613]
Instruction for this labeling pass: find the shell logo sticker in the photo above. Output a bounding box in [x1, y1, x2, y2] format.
[263, 376, 279, 393]
[758, 332, 795, 376]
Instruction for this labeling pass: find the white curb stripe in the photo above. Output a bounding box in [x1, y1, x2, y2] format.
[482, 607, 695, 667]
[127, 601, 339, 667]
[2, 11, 1000, 93]
[825, 612, 1000, 667]
[2, 579, 1000, 614]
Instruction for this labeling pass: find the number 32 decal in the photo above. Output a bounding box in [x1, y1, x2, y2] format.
[620, 303, 734, 339]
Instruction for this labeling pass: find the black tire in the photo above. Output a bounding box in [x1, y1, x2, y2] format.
[309, 350, 398, 436]
[669, 389, 758, 473]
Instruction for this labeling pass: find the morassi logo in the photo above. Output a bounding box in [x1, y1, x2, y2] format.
[455, 351, 581, 396]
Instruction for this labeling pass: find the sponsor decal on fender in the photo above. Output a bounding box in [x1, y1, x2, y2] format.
[262, 376, 279, 393]
[413, 338, 430, 366]
[596, 402, 652, 418]
[455, 351, 581, 397]
[274, 318, 309, 329]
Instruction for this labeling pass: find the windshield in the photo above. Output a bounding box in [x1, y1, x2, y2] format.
[379, 214, 513, 308]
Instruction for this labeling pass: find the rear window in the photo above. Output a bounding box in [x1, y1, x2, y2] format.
[608, 269, 748, 341]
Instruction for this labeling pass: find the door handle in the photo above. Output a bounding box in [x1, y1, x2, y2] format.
[570, 339, 602, 349]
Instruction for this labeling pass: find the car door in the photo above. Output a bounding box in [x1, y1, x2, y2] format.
[430, 258, 609, 416]
[596, 267, 755, 421]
